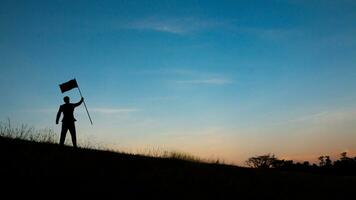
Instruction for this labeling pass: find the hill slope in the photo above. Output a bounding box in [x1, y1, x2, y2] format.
[1, 136, 355, 199]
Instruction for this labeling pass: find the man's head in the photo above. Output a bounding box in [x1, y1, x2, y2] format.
[63, 96, 70, 104]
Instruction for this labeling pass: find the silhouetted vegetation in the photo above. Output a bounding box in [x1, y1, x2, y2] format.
[0, 120, 214, 163]
[246, 153, 277, 168]
[0, 119, 56, 143]
[2, 135, 356, 199]
[1, 121, 356, 198]
[246, 153, 356, 176]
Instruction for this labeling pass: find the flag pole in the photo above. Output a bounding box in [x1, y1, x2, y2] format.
[77, 85, 93, 125]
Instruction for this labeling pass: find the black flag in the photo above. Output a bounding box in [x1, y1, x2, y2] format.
[59, 79, 78, 93]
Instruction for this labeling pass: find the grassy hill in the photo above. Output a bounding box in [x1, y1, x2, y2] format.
[1, 136, 355, 199]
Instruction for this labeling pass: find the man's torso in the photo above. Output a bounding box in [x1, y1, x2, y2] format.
[60, 104, 77, 122]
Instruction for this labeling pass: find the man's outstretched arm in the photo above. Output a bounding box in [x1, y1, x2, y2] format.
[74, 97, 84, 107]
[56, 106, 62, 124]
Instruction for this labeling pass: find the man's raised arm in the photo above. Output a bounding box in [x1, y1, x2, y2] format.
[74, 97, 84, 107]
[56, 106, 62, 124]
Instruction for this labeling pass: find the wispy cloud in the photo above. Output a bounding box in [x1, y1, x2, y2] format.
[236, 27, 304, 40]
[138, 68, 233, 86]
[90, 108, 140, 114]
[26, 109, 56, 113]
[286, 108, 356, 124]
[288, 111, 331, 123]
[26, 107, 140, 114]
[145, 96, 179, 102]
[116, 15, 306, 41]
[139, 68, 196, 76]
[125, 17, 225, 34]
[176, 78, 233, 85]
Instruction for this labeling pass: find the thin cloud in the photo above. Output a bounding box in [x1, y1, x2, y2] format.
[26, 108, 140, 114]
[90, 108, 140, 114]
[25, 109, 56, 113]
[125, 17, 225, 34]
[131, 19, 185, 34]
[288, 112, 330, 123]
[287, 109, 356, 124]
[138, 68, 233, 85]
[118, 16, 306, 40]
[236, 27, 304, 40]
[139, 68, 196, 76]
[145, 96, 179, 102]
[176, 78, 233, 85]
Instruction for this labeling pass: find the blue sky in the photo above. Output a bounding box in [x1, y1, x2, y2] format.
[1, 0, 356, 164]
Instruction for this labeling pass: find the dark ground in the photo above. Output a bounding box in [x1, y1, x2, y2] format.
[1, 136, 355, 199]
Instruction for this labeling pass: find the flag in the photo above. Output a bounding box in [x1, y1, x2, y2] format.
[59, 79, 78, 93]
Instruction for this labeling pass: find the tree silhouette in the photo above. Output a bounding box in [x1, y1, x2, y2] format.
[340, 152, 348, 161]
[318, 155, 332, 168]
[247, 152, 356, 175]
[324, 156, 332, 167]
[318, 156, 325, 167]
[246, 154, 277, 168]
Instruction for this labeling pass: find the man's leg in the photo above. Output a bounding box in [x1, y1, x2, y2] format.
[68, 123, 77, 148]
[59, 123, 68, 146]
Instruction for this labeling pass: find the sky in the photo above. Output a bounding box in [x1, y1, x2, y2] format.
[1, 0, 356, 165]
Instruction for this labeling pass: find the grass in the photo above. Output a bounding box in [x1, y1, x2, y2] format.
[1, 120, 356, 198]
[0, 120, 213, 163]
[0, 119, 56, 143]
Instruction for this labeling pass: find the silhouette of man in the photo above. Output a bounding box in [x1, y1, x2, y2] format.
[56, 96, 84, 148]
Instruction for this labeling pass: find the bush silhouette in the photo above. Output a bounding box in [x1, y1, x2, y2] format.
[246, 152, 356, 175]
[245, 153, 277, 168]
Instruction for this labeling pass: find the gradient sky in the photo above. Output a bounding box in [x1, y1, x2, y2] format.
[1, 0, 356, 165]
